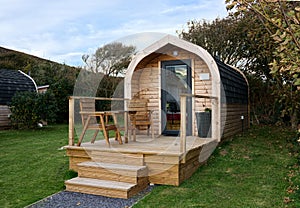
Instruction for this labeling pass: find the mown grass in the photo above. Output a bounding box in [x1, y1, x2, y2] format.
[0, 125, 71, 208]
[1, 125, 298, 208]
[134, 125, 298, 208]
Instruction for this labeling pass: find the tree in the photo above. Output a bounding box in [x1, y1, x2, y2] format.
[226, 0, 300, 129]
[82, 42, 136, 76]
[178, 15, 277, 124]
[179, 16, 250, 67]
[226, 0, 300, 84]
[178, 14, 277, 78]
[81, 42, 136, 100]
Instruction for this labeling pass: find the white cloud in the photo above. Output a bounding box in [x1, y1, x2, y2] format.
[161, 4, 207, 15]
[116, 32, 167, 51]
[0, 0, 228, 66]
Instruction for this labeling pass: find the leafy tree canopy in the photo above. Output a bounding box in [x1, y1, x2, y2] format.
[82, 42, 136, 76]
[179, 2, 299, 128]
[226, 0, 300, 86]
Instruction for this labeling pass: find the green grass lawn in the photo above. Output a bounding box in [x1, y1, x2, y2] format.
[0, 125, 298, 208]
[0, 125, 71, 208]
[134, 125, 299, 208]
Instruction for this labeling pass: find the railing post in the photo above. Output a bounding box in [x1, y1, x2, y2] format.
[180, 95, 186, 154]
[69, 97, 75, 146]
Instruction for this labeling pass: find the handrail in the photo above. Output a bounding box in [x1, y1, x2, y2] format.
[180, 93, 218, 100]
[179, 93, 218, 160]
[69, 96, 129, 101]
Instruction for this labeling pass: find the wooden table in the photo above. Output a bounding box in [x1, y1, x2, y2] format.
[78, 111, 125, 146]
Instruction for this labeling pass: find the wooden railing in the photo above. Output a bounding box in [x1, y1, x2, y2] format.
[68, 94, 219, 155]
[179, 94, 218, 155]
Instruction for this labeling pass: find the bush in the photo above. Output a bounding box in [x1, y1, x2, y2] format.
[36, 91, 58, 124]
[10, 91, 58, 129]
[48, 78, 74, 123]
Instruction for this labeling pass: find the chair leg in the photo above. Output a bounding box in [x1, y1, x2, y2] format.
[133, 127, 136, 142]
[78, 116, 92, 146]
[151, 125, 154, 139]
[116, 131, 123, 144]
[91, 130, 99, 143]
[115, 131, 118, 141]
[102, 130, 110, 145]
[78, 131, 86, 146]
[99, 115, 110, 145]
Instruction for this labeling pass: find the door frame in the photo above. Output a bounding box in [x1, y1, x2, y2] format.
[161, 59, 192, 136]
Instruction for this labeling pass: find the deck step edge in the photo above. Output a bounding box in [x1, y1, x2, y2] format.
[65, 177, 136, 191]
[78, 161, 147, 171]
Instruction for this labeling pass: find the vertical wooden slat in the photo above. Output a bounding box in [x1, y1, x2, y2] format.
[124, 111, 129, 143]
[180, 96, 186, 154]
[69, 97, 75, 146]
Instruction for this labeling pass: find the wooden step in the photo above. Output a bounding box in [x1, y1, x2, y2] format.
[65, 177, 148, 199]
[78, 161, 148, 184]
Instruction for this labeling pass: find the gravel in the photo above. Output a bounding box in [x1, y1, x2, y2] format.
[26, 186, 154, 208]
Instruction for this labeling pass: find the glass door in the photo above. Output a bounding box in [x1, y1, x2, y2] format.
[161, 60, 192, 136]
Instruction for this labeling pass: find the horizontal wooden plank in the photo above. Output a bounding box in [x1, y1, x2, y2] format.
[221, 110, 248, 117]
[79, 161, 146, 172]
[78, 167, 148, 183]
[66, 177, 135, 190]
[92, 156, 144, 166]
[146, 162, 178, 171]
[0, 119, 10, 124]
[65, 178, 133, 198]
[223, 120, 248, 128]
[149, 175, 179, 186]
[69, 157, 91, 171]
[144, 155, 179, 164]
[79, 169, 134, 182]
[66, 149, 90, 158]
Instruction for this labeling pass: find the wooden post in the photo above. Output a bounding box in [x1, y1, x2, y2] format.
[180, 95, 186, 154]
[69, 97, 75, 146]
[124, 111, 129, 143]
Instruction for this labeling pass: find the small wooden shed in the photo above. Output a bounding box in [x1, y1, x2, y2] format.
[124, 35, 249, 141]
[0, 69, 37, 129]
[64, 35, 249, 198]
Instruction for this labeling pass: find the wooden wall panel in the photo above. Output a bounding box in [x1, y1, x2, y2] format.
[131, 45, 213, 136]
[0, 105, 11, 129]
[221, 104, 248, 139]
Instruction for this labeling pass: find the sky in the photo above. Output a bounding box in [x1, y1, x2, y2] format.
[0, 0, 228, 66]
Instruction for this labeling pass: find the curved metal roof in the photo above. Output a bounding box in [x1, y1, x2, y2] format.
[0, 69, 37, 105]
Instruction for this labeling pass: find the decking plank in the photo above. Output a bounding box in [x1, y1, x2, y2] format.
[65, 177, 135, 190]
[79, 161, 147, 171]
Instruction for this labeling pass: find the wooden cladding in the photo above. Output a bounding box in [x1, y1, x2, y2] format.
[0, 105, 11, 129]
[221, 103, 248, 138]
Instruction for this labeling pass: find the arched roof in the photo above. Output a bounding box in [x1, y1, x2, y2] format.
[123, 34, 249, 141]
[125, 35, 221, 99]
[0, 69, 37, 105]
[124, 35, 223, 140]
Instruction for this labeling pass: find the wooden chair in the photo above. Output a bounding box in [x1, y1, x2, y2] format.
[77, 98, 121, 146]
[128, 98, 154, 141]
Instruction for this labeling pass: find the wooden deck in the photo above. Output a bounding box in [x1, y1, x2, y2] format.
[70, 135, 215, 154]
[65, 135, 218, 188]
[65, 96, 219, 198]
